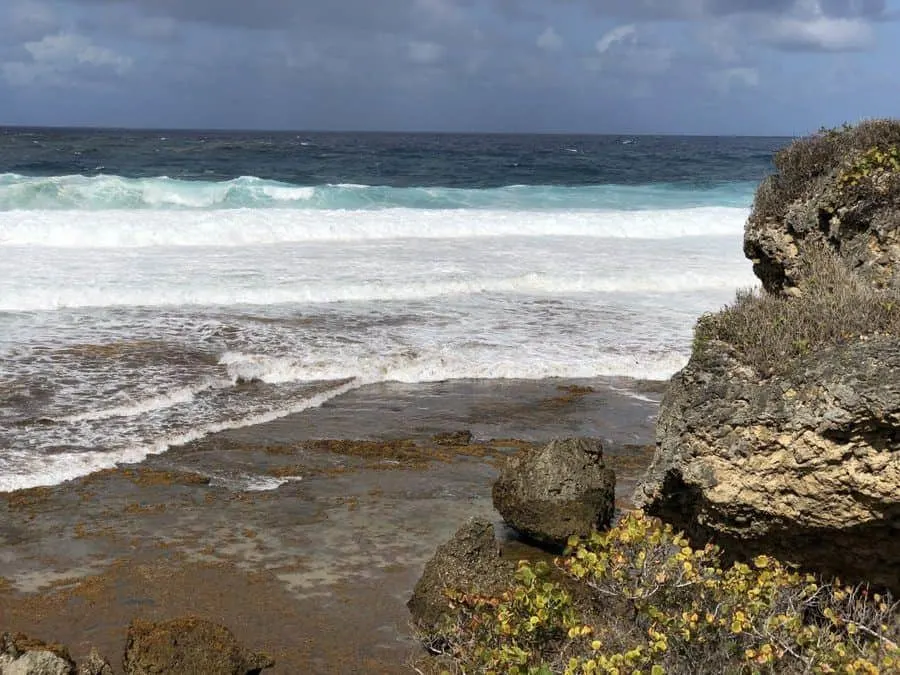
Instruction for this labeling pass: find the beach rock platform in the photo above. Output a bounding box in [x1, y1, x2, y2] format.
[0, 378, 659, 674]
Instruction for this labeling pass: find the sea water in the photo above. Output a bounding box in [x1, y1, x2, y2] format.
[0, 129, 786, 491]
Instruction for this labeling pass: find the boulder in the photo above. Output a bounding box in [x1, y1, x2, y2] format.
[634, 336, 900, 593]
[76, 649, 111, 675]
[0, 632, 75, 675]
[492, 438, 615, 548]
[407, 519, 515, 636]
[123, 617, 274, 675]
[745, 119, 900, 294]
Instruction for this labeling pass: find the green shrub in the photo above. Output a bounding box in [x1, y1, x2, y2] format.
[752, 119, 900, 222]
[692, 246, 900, 376]
[422, 512, 899, 675]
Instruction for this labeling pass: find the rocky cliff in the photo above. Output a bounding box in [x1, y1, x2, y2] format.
[636, 121, 900, 593]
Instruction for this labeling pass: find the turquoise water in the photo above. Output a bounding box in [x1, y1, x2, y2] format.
[0, 173, 758, 211]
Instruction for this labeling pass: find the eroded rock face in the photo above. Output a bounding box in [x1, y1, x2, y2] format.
[634, 337, 900, 593]
[407, 519, 515, 636]
[0, 632, 75, 675]
[123, 617, 274, 675]
[492, 438, 615, 548]
[745, 127, 900, 294]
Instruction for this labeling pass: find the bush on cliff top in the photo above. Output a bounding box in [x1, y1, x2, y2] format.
[420, 511, 899, 675]
[693, 245, 900, 376]
[753, 118, 900, 222]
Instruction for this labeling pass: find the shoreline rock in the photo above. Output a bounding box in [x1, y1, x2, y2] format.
[407, 519, 516, 638]
[492, 438, 615, 549]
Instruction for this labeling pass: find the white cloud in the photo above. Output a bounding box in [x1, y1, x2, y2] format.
[595, 24, 637, 54]
[536, 26, 563, 51]
[587, 25, 671, 77]
[2, 32, 133, 87]
[408, 40, 444, 65]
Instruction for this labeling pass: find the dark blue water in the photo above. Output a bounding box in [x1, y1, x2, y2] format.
[0, 127, 785, 188]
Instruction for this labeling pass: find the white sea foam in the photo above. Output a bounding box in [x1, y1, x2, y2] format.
[0, 379, 358, 492]
[219, 348, 689, 387]
[0, 207, 748, 248]
[1, 269, 754, 312]
[54, 381, 222, 423]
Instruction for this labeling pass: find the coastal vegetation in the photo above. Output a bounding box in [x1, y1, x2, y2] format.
[752, 119, 900, 222]
[423, 512, 899, 675]
[692, 245, 900, 376]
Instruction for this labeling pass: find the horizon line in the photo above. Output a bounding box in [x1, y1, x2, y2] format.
[0, 123, 794, 138]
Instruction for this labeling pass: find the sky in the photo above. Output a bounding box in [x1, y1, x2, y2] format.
[1, 0, 898, 135]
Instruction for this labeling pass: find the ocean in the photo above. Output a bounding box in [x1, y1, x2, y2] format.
[0, 128, 785, 492]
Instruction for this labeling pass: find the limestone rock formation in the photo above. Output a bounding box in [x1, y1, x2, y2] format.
[745, 119, 900, 294]
[407, 518, 515, 636]
[123, 617, 274, 675]
[0, 632, 75, 675]
[492, 438, 615, 548]
[634, 336, 900, 593]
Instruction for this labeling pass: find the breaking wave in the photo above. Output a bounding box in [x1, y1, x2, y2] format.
[0, 173, 756, 211]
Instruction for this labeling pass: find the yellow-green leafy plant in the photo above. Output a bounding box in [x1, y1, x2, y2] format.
[837, 146, 900, 190]
[424, 511, 899, 674]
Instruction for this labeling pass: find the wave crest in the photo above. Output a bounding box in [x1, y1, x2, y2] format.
[0, 173, 756, 211]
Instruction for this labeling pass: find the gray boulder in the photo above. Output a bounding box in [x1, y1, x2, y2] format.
[492, 438, 616, 548]
[123, 617, 274, 675]
[0, 632, 75, 675]
[635, 336, 900, 593]
[407, 519, 515, 637]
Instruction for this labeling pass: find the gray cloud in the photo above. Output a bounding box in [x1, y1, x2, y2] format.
[0, 0, 894, 132]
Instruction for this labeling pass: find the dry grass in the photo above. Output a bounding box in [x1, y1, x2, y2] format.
[752, 119, 900, 222]
[695, 246, 900, 376]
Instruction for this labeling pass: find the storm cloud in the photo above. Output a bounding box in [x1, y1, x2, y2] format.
[0, 0, 897, 133]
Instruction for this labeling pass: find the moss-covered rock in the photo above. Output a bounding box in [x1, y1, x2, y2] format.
[123, 617, 273, 675]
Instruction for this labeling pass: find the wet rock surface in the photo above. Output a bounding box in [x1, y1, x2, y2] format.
[492, 438, 616, 548]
